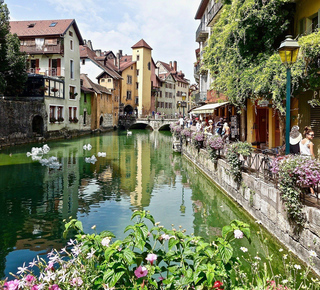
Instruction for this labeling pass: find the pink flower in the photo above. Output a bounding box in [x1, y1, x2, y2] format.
[145, 253, 157, 265]
[70, 277, 83, 286]
[25, 274, 36, 286]
[234, 229, 243, 239]
[134, 265, 148, 278]
[161, 234, 170, 240]
[4, 280, 20, 290]
[49, 285, 61, 290]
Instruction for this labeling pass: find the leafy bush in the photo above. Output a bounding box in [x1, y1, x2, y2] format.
[1, 211, 319, 289]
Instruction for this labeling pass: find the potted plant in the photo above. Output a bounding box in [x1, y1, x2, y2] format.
[192, 131, 205, 152]
[51, 88, 59, 93]
[57, 117, 64, 123]
[181, 128, 192, 145]
[207, 135, 224, 162]
[73, 117, 79, 123]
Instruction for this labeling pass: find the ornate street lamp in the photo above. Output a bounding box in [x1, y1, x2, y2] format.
[278, 35, 300, 154]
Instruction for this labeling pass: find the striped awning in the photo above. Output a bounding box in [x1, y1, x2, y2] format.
[190, 102, 229, 114]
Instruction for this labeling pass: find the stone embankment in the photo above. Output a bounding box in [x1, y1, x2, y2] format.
[183, 144, 320, 275]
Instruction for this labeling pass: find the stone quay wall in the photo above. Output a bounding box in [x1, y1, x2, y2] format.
[183, 144, 320, 275]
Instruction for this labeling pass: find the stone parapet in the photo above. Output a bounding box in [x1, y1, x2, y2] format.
[183, 144, 320, 275]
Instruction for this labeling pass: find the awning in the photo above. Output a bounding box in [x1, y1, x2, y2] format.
[190, 102, 229, 114]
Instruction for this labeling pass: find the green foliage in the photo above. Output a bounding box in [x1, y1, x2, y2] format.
[2, 210, 320, 289]
[0, 2, 27, 96]
[226, 141, 253, 183]
[203, 0, 320, 112]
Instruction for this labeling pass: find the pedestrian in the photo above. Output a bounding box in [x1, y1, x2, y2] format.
[300, 126, 315, 196]
[289, 125, 302, 154]
[222, 122, 230, 143]
[215, 118, 224, 135]
[196, 120, 201, 132]
[300, 126, 315, 157]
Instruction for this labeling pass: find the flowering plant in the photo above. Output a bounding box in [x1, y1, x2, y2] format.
[207, 135, 224, 150]
[1, 211, 319, 289]
[1, 211, 252, 290]
[181, 128, 192, 140]
[271, 155, 320, 226]
[170, 122, 182, 138]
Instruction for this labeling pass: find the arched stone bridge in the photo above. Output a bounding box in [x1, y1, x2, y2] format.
[119, 117, 177, 131]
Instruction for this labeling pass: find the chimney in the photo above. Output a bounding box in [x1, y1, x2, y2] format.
[119, 50, 123, 57]
[83, 39, 87, 45]
[117, 52, 120, 70]
[87, 40, 93, 50]
[174, 61, 177, 72]
[114, 54, 118, 67]
[95, 49, 101, 57]
[169, 61, 172, 69]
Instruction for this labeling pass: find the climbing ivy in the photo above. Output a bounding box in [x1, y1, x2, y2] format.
[203, 0, 320, 113]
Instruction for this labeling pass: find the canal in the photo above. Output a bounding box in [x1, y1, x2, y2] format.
[0, 130, 296, 279]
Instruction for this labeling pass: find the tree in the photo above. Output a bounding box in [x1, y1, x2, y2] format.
[0, 1, 27, 96]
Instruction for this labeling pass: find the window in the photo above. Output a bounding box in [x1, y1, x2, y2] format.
[84, 111, 87, 125]
[70, 40, 73, 51]
[69, 106, 77, 121]
[84, 94, 87, 103]
[165, 92, 168, 98]
[50, 106, 56, 119]
[69, 31, 73, 37]
[165, 102, 168, 108]
[70, 60, 74, 79]
[82, 59, 85, 65]
[159, 91, 162, 98]
[137, 55, 140, 61]
[69, 86, 76, 99]
[136, 69, 139, 76]
[49, 22, 57, 27]
[57, 106, 63, 119]
[312, 15, 319, 32]
[135, 97, 139, 105]
[127, 75, 132, 84]
[127, 90, 132, 100]
[136, 82, 139, 89]
[148, 62, 151, 70]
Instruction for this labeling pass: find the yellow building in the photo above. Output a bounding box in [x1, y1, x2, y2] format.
[132, 39, 153, 117]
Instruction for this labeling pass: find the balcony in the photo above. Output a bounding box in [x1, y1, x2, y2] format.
[196, 21, 209, 42]
[27, 68, 65, 78]
[207, 1, 223, 27]
[20, 43, 64, 55]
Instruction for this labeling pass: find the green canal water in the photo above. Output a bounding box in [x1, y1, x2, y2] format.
[0, 130, 300, 280]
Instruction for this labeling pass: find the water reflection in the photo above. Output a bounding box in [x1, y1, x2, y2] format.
[0, 130, 290, 279]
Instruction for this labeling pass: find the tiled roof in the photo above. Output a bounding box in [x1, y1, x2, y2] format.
[195, 0, 209, 19]
[80, 74, 111, 95]
[131, 39, 152, 50]
[10, 19, 84, 44]
[80, 45, 122, 80]
[158, 61, 172, 73]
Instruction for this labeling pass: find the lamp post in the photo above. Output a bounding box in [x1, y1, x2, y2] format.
[181, 92, 187, 118]
[278, 35, 300, 155]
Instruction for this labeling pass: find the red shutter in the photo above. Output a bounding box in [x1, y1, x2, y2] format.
[35, 59, 40, 71]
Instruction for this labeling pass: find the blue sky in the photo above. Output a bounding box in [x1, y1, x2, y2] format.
[6, 0, 200, 83]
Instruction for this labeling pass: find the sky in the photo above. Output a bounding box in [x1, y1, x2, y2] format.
[6, 0, 200, 83]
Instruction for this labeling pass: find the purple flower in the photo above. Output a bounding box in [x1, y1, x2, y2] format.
[49, 285, 61, 290]
[207, 135, 224, 150]
[134, 265, 148, 278]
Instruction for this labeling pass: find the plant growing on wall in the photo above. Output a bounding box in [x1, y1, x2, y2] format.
[203, 0, 320, 113]
[226, 141, 253, 183]
[271, 155, 320, 227]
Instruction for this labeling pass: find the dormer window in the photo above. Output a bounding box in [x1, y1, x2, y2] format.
[28, 23, 36, 28]
[49, 22, 57, 27]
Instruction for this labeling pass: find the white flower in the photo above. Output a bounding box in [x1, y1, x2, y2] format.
[282, 280, 288, 284]
[29, 258, 37, 268]
[161, 234, 170, 240]
[67, 239, 76, 246]
[234, 229, 244, 239]
[279, 248, 283, 252]
[101, 237, 111, 247]
[310, 250, 317, 257]
[86, 248, 96, 259]
[71, 245, 82, 256]
[283, 254, 288, 260]
[254, 256, 261, 260]
[91, 225, 96, 230]
[240, 247, 248, 253]
[294, 264, 301, 270]
[17, 263, 28, 274]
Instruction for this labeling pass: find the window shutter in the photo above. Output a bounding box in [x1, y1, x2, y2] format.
[57, 59, 61, 75]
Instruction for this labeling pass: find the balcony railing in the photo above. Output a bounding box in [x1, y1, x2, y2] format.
[20, 43, 64, 55]
[207, 1, 223, 26]
[196, 21, 209, 42]
[27, 68, 65, 78]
